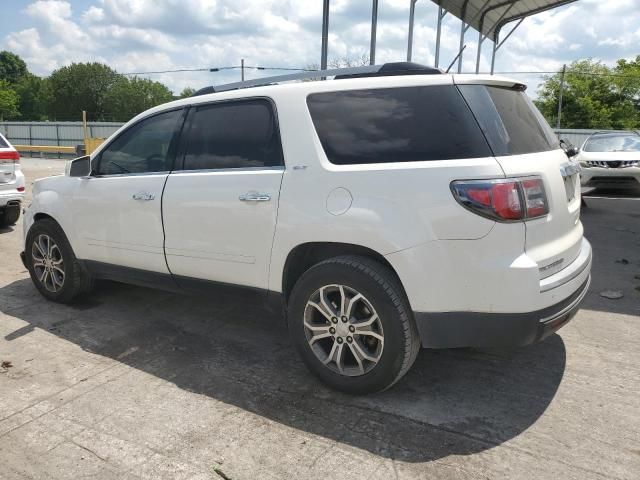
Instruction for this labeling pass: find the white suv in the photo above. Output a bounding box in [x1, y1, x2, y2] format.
[0, 132, 25, 228]
[22, 63, 592, 393]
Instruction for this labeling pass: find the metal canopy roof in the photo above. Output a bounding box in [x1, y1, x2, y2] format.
[432, 0, 577, 41]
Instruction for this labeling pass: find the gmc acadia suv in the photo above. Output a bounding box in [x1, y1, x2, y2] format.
[22, 63, 592, 393]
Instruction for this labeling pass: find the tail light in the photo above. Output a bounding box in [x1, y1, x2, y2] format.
[451, 177, 548, 222]
[0, 150, 20, 163]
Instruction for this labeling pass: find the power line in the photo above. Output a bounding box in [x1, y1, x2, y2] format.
[120, 65, 317, 75]
[493, 71, 640, 78]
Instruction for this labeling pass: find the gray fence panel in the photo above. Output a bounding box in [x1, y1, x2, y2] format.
[0, 121, 124, 155]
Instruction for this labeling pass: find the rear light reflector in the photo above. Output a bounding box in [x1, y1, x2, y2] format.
[451, 177, 548, 222]
[0, 150, 20, 163]
[17, 186, 25, 192]
[521, 178, 548, 218]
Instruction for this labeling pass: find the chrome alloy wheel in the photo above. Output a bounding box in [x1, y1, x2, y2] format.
[31, 234, 65, 293]
[303, 284, 384, 376]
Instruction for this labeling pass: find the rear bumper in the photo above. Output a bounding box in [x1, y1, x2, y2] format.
[414, 275, 590, 348]
[0, 192, 23, 207]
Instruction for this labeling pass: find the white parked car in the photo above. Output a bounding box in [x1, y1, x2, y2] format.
[21, 63, 592, 393]
[0, 132, 25, 228]
[577, 131, 640, 190]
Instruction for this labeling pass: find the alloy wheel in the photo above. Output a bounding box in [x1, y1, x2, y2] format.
[303, 284, 384, 376]
[31, 234, 65, 293]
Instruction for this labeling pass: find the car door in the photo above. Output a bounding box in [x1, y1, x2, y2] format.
[72, 108, 185, 274]
[162, 98, 285, 290]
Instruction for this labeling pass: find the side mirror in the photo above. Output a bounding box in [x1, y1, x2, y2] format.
[68, 156, 91, 177]
[566, 146, 579, 158]
[559, 139, 579, 158]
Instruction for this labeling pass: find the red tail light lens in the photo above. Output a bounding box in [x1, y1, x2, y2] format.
[451, 177, 548, 222]
[17, 186, 25, 192]
[0, 150, 20, 163]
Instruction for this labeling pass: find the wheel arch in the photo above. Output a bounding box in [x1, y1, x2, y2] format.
[281, 242, 403, 303]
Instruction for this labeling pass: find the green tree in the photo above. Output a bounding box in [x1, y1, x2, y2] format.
[0, 80, 19, 121]
[104, 76, 174, 121]
[47, 62, 120, 121]
[0, 51, 28, 85]
[536, 58, 640, 129]
[179, 87, 196, 98]
[14, 73, 50, 120]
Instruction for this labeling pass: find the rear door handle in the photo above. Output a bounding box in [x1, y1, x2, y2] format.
[239, 193, 271, 202]
[132, 192, 155, 201]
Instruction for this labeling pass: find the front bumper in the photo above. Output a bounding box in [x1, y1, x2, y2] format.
[414, 275, 590, 348]
[580, 167, 640, 188]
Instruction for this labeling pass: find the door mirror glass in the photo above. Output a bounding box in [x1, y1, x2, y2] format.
[68, 156, 91, 177]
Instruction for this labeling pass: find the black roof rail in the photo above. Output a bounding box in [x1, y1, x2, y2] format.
[191, 62, 442, 96]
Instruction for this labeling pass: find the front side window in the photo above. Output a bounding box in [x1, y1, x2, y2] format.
[306, 86, 492, 165]
[458, 85, 559, 156]
[97, 109, 183, 175]
[181, 99, 283, 170]
[583, 134, 640, 152]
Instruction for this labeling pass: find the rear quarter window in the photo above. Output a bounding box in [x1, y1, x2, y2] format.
[306, 85, 491, 165]
[457, 85, 559, 156]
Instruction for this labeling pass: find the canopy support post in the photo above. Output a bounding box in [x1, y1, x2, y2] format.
[321, 0, 330, 70]
[434, 7, 447, 68]
[491, 17, 525, 74]
[407, 0, 418, 61]
[370, 0, 379, 65]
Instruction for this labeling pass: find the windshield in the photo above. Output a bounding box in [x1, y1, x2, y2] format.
[0, 134, 9, 148]
[583, 134, 640, 152]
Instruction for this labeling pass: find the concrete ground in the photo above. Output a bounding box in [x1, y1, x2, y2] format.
[1, 157, 639, 480]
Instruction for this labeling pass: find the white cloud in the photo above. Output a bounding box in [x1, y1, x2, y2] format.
[1, 0, 639, 96]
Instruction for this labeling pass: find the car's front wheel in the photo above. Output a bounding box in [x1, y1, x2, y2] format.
[26, 218, 92, 303]
[288, 255, 420, 394]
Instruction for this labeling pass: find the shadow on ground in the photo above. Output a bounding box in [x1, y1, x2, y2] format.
[1, 277, 566, 463]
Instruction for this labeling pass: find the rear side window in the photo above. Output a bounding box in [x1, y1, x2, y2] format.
[306, 86, 491, 165]
[458, 85, 559, 156]
[181, 99, 283, 170]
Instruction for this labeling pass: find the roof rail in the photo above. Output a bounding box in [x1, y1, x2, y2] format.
[192, 62, 442, 96]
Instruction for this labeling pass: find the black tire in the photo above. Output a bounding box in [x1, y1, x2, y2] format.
[288, 255, 420, 394]
[0, 205, 20, 227]
[25, 218, 92, 303]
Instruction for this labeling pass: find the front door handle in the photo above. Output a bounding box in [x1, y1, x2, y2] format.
[239, 193, 271, 202]
[132, 192, 155, 201]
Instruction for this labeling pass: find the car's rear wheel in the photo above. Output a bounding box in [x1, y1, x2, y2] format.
[26, 219, 92, 303]
[0, 203, 20, 227]
[288, 255, 420, 394]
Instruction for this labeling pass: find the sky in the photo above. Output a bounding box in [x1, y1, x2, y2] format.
[1, 0, 639, 96]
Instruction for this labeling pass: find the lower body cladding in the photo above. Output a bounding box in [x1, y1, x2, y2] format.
[386, 223, 593, 348]
[580, 167, 640, 189]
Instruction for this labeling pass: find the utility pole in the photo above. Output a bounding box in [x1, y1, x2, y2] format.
[556, 64, 566, 129]
[241, 58, 245, 82]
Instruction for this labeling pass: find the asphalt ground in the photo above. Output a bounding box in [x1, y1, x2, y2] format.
[1, 157, 639, 479]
